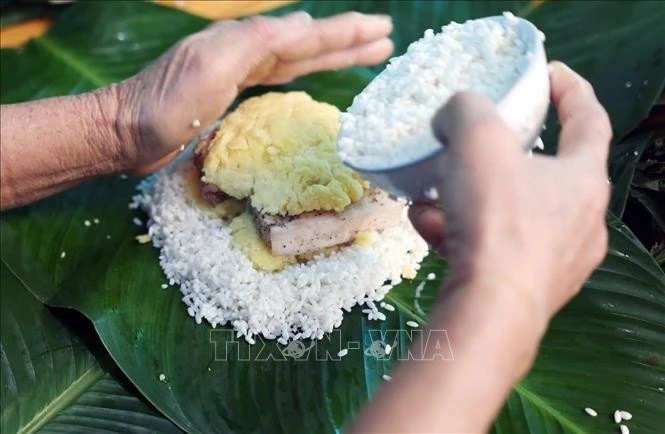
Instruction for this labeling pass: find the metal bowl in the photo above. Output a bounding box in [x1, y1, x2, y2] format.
[343, 15, 550, 204]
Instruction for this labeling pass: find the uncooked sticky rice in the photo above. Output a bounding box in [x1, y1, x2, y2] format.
[131, 159, 428, 344]
[338, 13, 532, 169]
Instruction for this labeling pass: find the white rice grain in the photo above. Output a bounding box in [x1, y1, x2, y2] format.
[384, 344, 392, 355]
[84, 220, 91, 227]
[614, 410, 622, 424]
[620, 425, 629, 434]
[338, 16, 534, 169]
[132, 160, 428, 343]
[583, 407, 597, 417]
[337, 349, 349, 358]
[383, 303, 395, 312]
[406, 320, 419, 328]
[426, 273, 436, 280]
[60, 251, 66, 259]
[192, 119, 201, 128]
[424, 187, 439, 200]
[619, 410, 632, 421]
[382, 374, 392, 381]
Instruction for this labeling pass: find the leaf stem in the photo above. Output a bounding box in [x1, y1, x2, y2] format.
[18, 366, 104, 434]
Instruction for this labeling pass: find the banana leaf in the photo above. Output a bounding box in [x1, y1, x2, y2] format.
[1, 1, 664, 433]
[0, 262, 182, 433]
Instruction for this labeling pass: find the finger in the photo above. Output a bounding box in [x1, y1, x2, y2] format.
[207, 12, 314, 63]
[431, 92, 520, 167]
[550, 61, 612, 162]
[275, 12, 393, 61]
[262, 38, 393, 84]
[408, 204, 445, 251]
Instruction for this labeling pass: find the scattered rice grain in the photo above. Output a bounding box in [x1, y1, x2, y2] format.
[192, 119, 201, 128]
[337, 349, 349, 358]
[383, 303, 395, 312]
[158, 373, 166, 382]
[161, 283, 168, 289]
[84, 220, 91, 227]
[93, 218, 100, 224]
[384, 344, 392, 355]
[136, 234, 152, 244]
[424, 187, 439, 200]
[619, 425, 629, 434]
[60, 251, 66, 259]
[619, 410, 632, 421]
[614, 410, 622, 424]
[406, 320, 419, 328]
[133, 217, 142, 226]
[382, 374, 392, 381]
[426, 273, 436, 280]
[583, 407, 597, 417]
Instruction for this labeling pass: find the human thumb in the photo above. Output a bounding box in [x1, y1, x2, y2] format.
[431, 92, 520, 164]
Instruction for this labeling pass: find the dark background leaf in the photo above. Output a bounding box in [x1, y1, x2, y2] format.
[0, 262, 182, 433]
[608, 131, 653, 217]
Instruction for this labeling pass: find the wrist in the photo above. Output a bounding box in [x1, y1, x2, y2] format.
[433, 269, 547, 382]
[83, 83, 136, 173]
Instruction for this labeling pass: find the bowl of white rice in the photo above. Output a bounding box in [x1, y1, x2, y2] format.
[337, 13, 549, 203]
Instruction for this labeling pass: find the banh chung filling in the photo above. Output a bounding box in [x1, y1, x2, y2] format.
[132, 92, 428, 343]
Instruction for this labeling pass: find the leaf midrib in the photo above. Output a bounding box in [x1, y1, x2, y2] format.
[1, 260, 106, 434]
[32, 35, 109, 87]
[17, 363, 104, 434]
[514, 383, 588, 434]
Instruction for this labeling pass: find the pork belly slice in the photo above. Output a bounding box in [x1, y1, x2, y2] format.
[252, 189, 404, 256]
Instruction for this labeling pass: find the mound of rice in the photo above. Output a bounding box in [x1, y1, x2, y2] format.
[337, 13, 533, 169]
[131, 158, 428, 344]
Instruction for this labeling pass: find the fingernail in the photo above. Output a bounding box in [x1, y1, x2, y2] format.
[548, 60, 570, 75]
[375, 14, 393, 24]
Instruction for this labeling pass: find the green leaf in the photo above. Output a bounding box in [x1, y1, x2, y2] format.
[0, 2, 207, 103]
[631, 187, 665, 234]
[608, 131, 653, 217]
[530, 1, 665, 148]
[0, 263, 182, 434]
[2, 1, 665, 433]
[4, 182, 665, 433]
[494, 213, 665, 433]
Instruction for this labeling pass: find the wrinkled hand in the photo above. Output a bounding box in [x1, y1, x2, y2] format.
[116, 11, 393, 174]
[409, 62, 612, 326]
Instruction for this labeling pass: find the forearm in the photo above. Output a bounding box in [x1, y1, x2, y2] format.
[0, 85, 130, 210]
[349, 275, 545, 433]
